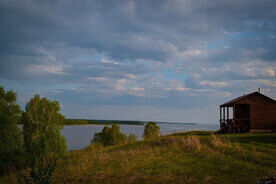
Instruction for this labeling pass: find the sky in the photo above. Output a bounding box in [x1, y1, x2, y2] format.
[0, 0, 275, 124]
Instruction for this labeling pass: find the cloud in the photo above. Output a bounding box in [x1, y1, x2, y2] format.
[199, 81, 228, 87]
[0, 0, 275, 123]
[262, 68, 275, 77]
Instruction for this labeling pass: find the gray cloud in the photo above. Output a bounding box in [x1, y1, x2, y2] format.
[0, 0, 275, 122]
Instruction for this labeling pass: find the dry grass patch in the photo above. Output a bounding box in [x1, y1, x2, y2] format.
[184, 136, 201, 151]
[8, 132, 272, 184]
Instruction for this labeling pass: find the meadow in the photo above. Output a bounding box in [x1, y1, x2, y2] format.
[1, 131, 275, 184]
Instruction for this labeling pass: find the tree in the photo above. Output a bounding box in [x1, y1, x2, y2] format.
[19, 95, 66, 183]
[111, 124, 127, 145]
[100, 126, 113, 146]
[91, 124, 127, 146]
[0, 86, 23, 175]
[143, 122, 160, 139]
[21, 95, 66, 157]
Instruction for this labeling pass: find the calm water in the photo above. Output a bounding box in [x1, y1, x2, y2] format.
[61, 123, 219, 150]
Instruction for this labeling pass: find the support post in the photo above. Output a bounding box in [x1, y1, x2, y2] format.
[223, 107, 225, 122]
[219, 107, 222, 130]
[220, 107, 221, 121]
[233, 104, 235, 133]
[227, 107, 229, 120]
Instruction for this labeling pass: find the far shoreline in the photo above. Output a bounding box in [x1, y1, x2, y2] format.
[61, 122, 200, 126]
[62, 123, 145, 126]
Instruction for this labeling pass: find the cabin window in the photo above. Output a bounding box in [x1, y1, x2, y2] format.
[235, 104, 250, 119]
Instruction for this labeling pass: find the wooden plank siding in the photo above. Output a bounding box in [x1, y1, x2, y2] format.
[220, 91, 276, 133]
[250, 104, 276, 132]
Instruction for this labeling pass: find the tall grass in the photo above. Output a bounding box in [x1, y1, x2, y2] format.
[56, 133, 275, 183]
[2, 132, 275, 184]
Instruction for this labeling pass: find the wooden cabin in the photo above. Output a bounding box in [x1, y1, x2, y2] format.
[220, 91, 276, 133]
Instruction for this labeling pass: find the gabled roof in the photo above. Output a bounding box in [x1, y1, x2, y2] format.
[220, 91, 276, 107]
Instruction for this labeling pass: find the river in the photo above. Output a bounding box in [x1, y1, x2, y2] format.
[61, 123, 219, 150]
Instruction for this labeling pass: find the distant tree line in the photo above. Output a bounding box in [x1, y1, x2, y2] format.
[64, 119, 144, 125]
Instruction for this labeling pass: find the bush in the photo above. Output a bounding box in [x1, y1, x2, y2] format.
[0, 86, 24, 176]
[91, 124, 128, 146]
[111, 124, 128, 145]
[17, 154, 57, 184]
[143, 122, 160, 139]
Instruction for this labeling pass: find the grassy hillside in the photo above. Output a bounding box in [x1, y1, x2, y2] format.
[2, 131, 276, 184]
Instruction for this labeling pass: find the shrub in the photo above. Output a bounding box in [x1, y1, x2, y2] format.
[111, 124, 128, 145]
[17, 154, 57, 184]
[143, 122, 160, 139]
[91, 124, 127, 146]
[0, 86, 24, 176]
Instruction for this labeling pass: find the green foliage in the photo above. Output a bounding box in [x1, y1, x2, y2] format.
[111, 124, 128, 145]
[20, 95, 66, 183]
[21, 95, 66, 157]
[17, 154, 57, 184]
[91, 124, 128, 146]
[64, 119, 144, 125]
[94, 126, 113, 146]
[143, 122, 160, 139]
[0, 86, 23, 175]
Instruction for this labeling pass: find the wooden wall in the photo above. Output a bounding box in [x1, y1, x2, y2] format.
[233, 93, 276, 132]
[250, 104, 276, 131]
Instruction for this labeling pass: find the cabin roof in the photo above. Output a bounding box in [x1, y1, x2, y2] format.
[220, 91, 276, 107]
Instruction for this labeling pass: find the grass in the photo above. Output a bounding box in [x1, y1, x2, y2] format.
[1, 131, 276, 183]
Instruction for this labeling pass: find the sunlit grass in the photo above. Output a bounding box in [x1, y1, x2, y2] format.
[51, 132, 276, 184]
[1, 131, 275, 184]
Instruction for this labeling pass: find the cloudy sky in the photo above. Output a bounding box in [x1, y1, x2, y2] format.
[0, 0, 275, 123]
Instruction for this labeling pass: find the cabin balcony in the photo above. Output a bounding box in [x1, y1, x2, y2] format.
[219, 104, 250, 133]
[220, 119, 233, 133]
